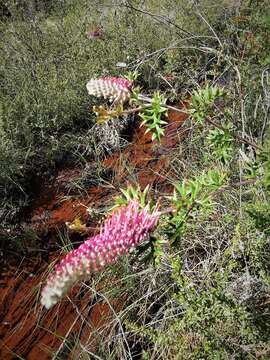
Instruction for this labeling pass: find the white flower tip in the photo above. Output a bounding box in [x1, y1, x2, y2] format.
[41, 288, 58, 309]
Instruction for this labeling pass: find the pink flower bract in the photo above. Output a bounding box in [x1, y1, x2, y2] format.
[41, 201, 159, 309]
[86, 77, 132, 104]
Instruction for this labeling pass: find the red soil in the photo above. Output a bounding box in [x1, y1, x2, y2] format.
[0, 258, 123, 359]
[0, 106, 188, 359]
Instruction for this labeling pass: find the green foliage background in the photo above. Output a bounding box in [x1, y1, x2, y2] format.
[1, 0, 270, 358]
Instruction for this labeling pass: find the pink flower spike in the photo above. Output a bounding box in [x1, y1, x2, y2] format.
[41, 201, 159, 309]
[86, 77, 133, 104]
[86, 27, 103, 39]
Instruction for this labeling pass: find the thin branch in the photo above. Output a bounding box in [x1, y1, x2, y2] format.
[194, 7, 222, 47]
[130, 95, 262, 150]
[94, 90, 261, 152]
[122, 0, 195, 38]
[205, 117, 262, 151]
[216, 177, 260, 193]
[160, 177, 260, 216]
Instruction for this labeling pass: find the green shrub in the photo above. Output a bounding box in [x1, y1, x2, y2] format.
[0, 0, 178, 212]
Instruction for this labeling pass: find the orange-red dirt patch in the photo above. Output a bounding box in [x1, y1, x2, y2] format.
[0, 106, 188, 359]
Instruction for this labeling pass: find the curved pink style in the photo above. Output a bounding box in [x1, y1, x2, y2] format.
[41, 201, 159, 309]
